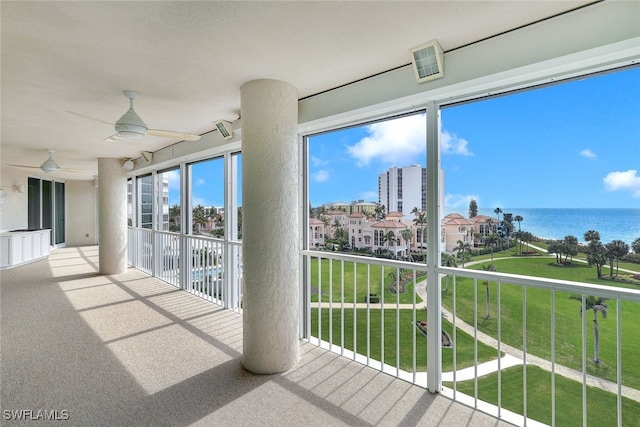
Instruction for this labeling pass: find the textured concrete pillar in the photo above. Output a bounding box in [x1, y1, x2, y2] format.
[97, 158, 128, 274]
[241, 79, 299, 374]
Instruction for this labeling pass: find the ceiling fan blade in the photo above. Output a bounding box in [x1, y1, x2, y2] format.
[6, 164, 41, 170]
[148, 129, 201, 141]
[65, 110, 114, 126]
[5, 164, 87, 173]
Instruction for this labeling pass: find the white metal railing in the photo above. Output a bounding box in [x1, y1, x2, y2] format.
[127, 227, 243, 312]
[301, 249, 640, 427]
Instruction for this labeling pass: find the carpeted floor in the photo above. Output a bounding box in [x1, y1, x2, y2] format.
[1, 246, 511, 426]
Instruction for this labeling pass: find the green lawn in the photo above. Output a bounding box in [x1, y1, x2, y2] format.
[310, 258, 424, 305]
[307, 254, 640, 424]
[442, 257, 640, 389]
[311, 307, 500, 372]
[447, 365, 640, 426]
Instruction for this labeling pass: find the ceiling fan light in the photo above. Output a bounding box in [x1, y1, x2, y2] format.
[40, 157, 59, 173]
[115, 108, 147, 138]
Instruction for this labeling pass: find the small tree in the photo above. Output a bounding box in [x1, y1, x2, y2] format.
[481, 264, 496, 319]
[440, 252, 457, 292]
[586, 242, 608, 278]
[606, 240, 629, 277]
[453, 240, 471, 268]
[468, 199, 478, 218]
[569, 295, 608, 364]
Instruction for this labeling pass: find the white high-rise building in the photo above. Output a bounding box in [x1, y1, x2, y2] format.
[378, 165, 426, 217]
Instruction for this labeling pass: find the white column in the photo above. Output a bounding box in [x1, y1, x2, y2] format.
[241, 79, 299, 374]
[98, 158, 128, 275]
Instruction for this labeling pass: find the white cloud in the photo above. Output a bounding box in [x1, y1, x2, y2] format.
[603, 170, 640, 197]
[441, 129, 473, 156]
[446, 194, 479, 210]
[312, 169, 329, 182]
[311, 155, 329, 168]
[196, 178, 206, 186]
[579, 149, 597, 159]
[166, 170, 181, 191]
[346, 114, 426, 166]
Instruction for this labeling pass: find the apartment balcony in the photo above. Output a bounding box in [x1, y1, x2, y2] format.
[1, 246, 510, 426]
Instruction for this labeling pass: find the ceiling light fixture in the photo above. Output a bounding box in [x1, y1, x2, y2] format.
[122, 159, 134, 171]
[214, 120, 234, 140]
[139, 151, 153, 164]
[410, 40, 444, 83]
[40, 150, 60, 173]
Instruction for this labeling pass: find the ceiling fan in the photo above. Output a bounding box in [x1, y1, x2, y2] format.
[7, 150, 86, 174]
[66, 90, 201, 143]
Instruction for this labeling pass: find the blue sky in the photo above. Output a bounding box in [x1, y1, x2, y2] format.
[173, 67, 639, 211]
[309, 66, 640, 211]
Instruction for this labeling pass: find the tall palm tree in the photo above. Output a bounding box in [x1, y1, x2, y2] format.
[493, 207, 502, 221]
[484, 233, 499, 263]
[569, 295, 608, 364]
[453, 240, 471, 268]
[413, 211, 428, 256]
[514, 215, 523, 254]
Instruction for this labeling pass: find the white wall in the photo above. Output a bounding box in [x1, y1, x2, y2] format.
[0, 168, 30, 232]
[65, 180, 97, 246]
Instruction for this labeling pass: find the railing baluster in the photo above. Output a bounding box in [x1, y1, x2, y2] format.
[582, 294, 587, 427]
[474, 277, 478, 408]
[329, 259, 333, 352]
[452, 275, 457, 398]
[617, 299, 622, 427]
[523, 286, 527, 426]
[380, 265, 385, 369]
[353, 261, 357, 361]
[551, 289, 556, 427]
[341, 260, 345, 357]
[497, 280, 502, 418]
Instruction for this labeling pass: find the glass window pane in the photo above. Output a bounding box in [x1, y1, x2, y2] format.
[189, 157, 224, 236]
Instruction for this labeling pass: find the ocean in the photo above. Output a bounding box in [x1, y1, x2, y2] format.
[473, 208, 640, 246]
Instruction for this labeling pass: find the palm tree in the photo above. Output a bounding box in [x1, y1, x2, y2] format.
[569, 295, 608, 364]
[514, 215, 523, 254]
[441, 252, 457, 292]
[453, 240, 471, 268]
[586, 241, 608, 278]
[400, 228, 413, 256]
[413, 211, 428, 256]
[562, 235, 579, 263]
[383, 230, 396, 253]
[632, 237, 640, 254]
[484, 233, 499, 263]
[606, 240, 629, 277]
[481, 264, 496, 319]
[493, 207, 502, 222]
[192, 204, 207, 234]
[374, 204, 386, 220]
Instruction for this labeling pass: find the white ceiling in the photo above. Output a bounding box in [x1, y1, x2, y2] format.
[1, 1, 593, 180]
